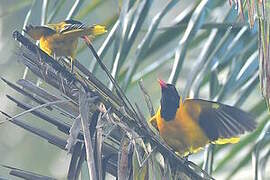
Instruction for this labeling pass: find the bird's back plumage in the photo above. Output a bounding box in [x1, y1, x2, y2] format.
[24, 19, 107, 72]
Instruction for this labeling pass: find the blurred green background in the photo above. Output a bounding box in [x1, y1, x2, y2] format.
[0, 0, 269, 179]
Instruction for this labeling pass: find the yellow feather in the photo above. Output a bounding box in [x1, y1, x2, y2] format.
[24, 20, 107, 72]
[91, 25, 107, 36]
[213, 137, 240, 144]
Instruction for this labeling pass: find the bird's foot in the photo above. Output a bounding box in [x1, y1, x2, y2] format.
[183, 155, 189, 163]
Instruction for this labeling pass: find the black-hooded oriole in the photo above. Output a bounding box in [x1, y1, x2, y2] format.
[24, 19, 107, 72]
[150, 79, 256, 156]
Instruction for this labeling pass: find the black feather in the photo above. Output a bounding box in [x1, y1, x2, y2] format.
[60, 19, 86, 33]
[160, 84, 180, 121]
[197, 100, 256, 141]
[198, 109, 223, 141]
[64, 19, 83, 25]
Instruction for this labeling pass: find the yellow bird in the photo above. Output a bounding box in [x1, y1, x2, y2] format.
[150, 79, 256, 156]
[24, 19, 107, 72]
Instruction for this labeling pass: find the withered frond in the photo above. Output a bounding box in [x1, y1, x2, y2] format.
[0, 31, 213, 180]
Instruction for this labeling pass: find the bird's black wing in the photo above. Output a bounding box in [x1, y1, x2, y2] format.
[59, 20, 86, 34]
[183, 99, 256, 141]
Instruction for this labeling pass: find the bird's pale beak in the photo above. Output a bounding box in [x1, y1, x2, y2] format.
[158, 79, 167, 88]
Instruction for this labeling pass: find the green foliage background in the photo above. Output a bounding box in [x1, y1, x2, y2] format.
[0, 0, 269, 179]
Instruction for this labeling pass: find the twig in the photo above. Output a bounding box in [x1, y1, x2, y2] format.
[5, 94, 70, 134]
[1, 164, 56, 180]
[0, 99, 71, 124]
[138, 79, 155, 116]
[1, 77, 52, 111]
[118, 135, 133, 180]
[83, 37, 139, 120]
[67, 142, 82, 180]
[0, 111, 67, 149]
[66, 115, 82, 152]
[16, 78, 78, 117]
[74, 145, 86, 180]
[79, 91, 97, 180]
[96, 112, 104, 180]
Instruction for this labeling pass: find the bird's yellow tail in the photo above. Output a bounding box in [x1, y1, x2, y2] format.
[91, 25, 107, 36]
[213, 137, 240, 144]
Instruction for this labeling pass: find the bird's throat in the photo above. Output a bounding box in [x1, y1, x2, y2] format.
[160, 98, 179, 121]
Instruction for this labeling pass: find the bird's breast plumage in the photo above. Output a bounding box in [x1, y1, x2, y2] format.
[156, 100, 209, 155]
[40, 34, 78, 57]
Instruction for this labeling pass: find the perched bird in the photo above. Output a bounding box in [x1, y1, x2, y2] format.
[24, 19, 107, 72]
[150, 79, 256, 156]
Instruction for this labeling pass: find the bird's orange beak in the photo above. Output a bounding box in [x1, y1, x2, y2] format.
[158, 79, 167, 88]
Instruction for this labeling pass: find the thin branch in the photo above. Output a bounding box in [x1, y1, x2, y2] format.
[1, 164, 56, 180]
[67, 142, 82, 180]
[79, 91, 97, 180]
[5, 94, 71, 134]
[1, 77, 52, 111]
[96, 112, 104, 180]
[83, 36, 139, 120]
[0, 111, 67, 149]
[138, 79, 155, 116]
[0, 99, 71, 124]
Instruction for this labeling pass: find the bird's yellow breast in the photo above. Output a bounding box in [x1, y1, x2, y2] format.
[40, 36, 53, 56]
[156, 101, 209, 155]
[39, 35, 78, 57]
